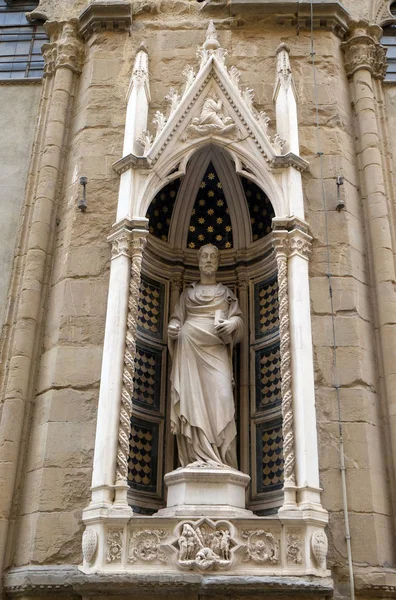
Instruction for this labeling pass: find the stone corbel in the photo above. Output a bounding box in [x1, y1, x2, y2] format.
[79, 1, 132, 41]
[43, 20, 84, 76]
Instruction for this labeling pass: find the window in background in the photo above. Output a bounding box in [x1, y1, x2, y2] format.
[0, 0, 47, 79]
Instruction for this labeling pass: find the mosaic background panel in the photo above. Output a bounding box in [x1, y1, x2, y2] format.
[133, 342, 162, 413]
[128, 417, 159, 494]
[256, 420, 284, 494]
[187, 162, 233, 249]
[146, 178, 181, 242]
[240, 176, 274, 242]
[255, 343, 281, 413]
[254, 277, 279, 339]
[137, 275, 164, 340]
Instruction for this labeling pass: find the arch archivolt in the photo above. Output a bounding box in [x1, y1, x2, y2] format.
[370, 0, 396, 25]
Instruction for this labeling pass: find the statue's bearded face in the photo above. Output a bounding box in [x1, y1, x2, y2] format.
[198, 246, 219, 275]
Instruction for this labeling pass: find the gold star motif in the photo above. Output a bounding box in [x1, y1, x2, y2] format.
[162, 206, 168, 213]
[189, 225, 196, 232]
[160, 193, 166, 200]
[226, 208, 230, 214]
[192, 209, 196, 215]
[149, 226, 154, 233]
[225, 241, 231, 248]
[225, 225, 232, 232]
[216, 217, 223, 224]
[200, 182, 206, 189]
[253, 205, 259, 213]
[166, 218, 171, 225]
[246, 190, 252, 197]
[208, 173, 215, 180]
[217, 182, 222, 189]
[161, 235, 167, 241]
[208, 191, 215, 197]
[198, 217, 205, 224]
[251, 218, 255, 225]
[256, 193, 262, 200]
[170, 190, 176, 198]
[207, 226, 214, 233]
[198, 234, 205, 241]
[207, 209, 214, 216]
[199, 199, 206, 206]
[216, 235, 222, 241]
[258, 222, 263, 229]
[217, 200, 224, 207]
[188, 242, 195, 248]
[157, 222, 163, 229]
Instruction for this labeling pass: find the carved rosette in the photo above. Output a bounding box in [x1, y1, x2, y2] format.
[43, 21, 84, 76]
[82, 528, 97, 565]
[128, 530, 168, 564]
[106, 529, 123, 563]
[341, 22, 387, 80]
[272, 233, 296, 486]
[286, 530, 303, 564]
[311, 530, 328, 567]
[241, 530, 279, 564]
[115, 235, 148, 486]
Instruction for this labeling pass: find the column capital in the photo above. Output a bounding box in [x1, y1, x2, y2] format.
[272, 224, 312, 260]
[341, 20, 387, 80]
[43, 20, 84, 76]
[108, 219, 148, 260]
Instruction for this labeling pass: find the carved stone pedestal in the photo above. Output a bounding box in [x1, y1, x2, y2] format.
[156, 466, 253, 518]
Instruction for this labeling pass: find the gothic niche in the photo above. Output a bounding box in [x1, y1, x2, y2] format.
[127, 147, 282, 516]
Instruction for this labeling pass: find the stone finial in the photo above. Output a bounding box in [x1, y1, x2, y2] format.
[203, 20, 220, 51]
[341, 20, 387, 79]
[276, 43, 292, 88]
[132, 42, 149, 86]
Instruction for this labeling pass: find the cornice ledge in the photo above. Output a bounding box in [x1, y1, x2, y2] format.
[4, 566, 334, 597]
[112, 153, 151, 175]
[203, 0, 350, 38]
[79, 1, 132, 41]
[354, 566, 396, 598]
[270, 152, 309, 172]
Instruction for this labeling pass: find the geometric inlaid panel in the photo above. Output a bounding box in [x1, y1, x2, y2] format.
[132, 342, 162, 413]
[128, 417, 159, 494]
[254, 277, 279, 340]
[187, 162, 233, 250]
[256, 419, 284, 494]
[255, 343, 281, 413]
[137, 275, 164, 340]
[240, 176, 274, 242]
[146, 178, 181, 242]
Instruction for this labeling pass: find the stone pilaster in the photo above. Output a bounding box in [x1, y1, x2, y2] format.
[342, 21, 396, 524]
[0, 20, 84, 578]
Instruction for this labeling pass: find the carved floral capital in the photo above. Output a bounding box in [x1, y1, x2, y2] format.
[341, 21, 387, 80]
[43, 20, 84, 76]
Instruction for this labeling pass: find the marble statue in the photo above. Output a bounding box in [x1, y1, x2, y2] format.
[167, 244, 243, 468]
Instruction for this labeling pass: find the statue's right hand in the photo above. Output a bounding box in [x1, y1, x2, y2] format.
[168, 324, 181, 340]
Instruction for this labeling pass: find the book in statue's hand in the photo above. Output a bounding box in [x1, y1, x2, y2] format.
[214, 309, 232, 345]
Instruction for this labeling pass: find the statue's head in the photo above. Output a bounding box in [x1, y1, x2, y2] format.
[198, 244, 219, 276]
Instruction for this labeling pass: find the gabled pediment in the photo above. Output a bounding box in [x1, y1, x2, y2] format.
[137, 22, 285, 167]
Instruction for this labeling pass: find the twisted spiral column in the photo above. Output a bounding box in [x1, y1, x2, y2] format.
[273, 235, 296, 489]
[114, 235, 147, 504]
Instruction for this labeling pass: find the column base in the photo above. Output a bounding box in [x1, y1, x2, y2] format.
[156, 465, 253, 518]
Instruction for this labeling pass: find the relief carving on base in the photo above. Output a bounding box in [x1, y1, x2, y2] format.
[286, 530, 303, 564]
[128, 529, 168, 564]
[176, 520, 234, 571]
[82, 528, 97, 565]
[311, 530, 328, 567]
[106, 529, 123, 563]
[241, 530, 279, 564]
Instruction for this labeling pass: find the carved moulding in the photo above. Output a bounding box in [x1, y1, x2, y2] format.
[78, 2, 132, 40]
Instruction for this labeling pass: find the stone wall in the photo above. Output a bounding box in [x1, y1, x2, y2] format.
[0, 83, 42, 332]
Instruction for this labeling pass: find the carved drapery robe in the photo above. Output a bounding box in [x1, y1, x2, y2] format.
[168, 282, 243, 468]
